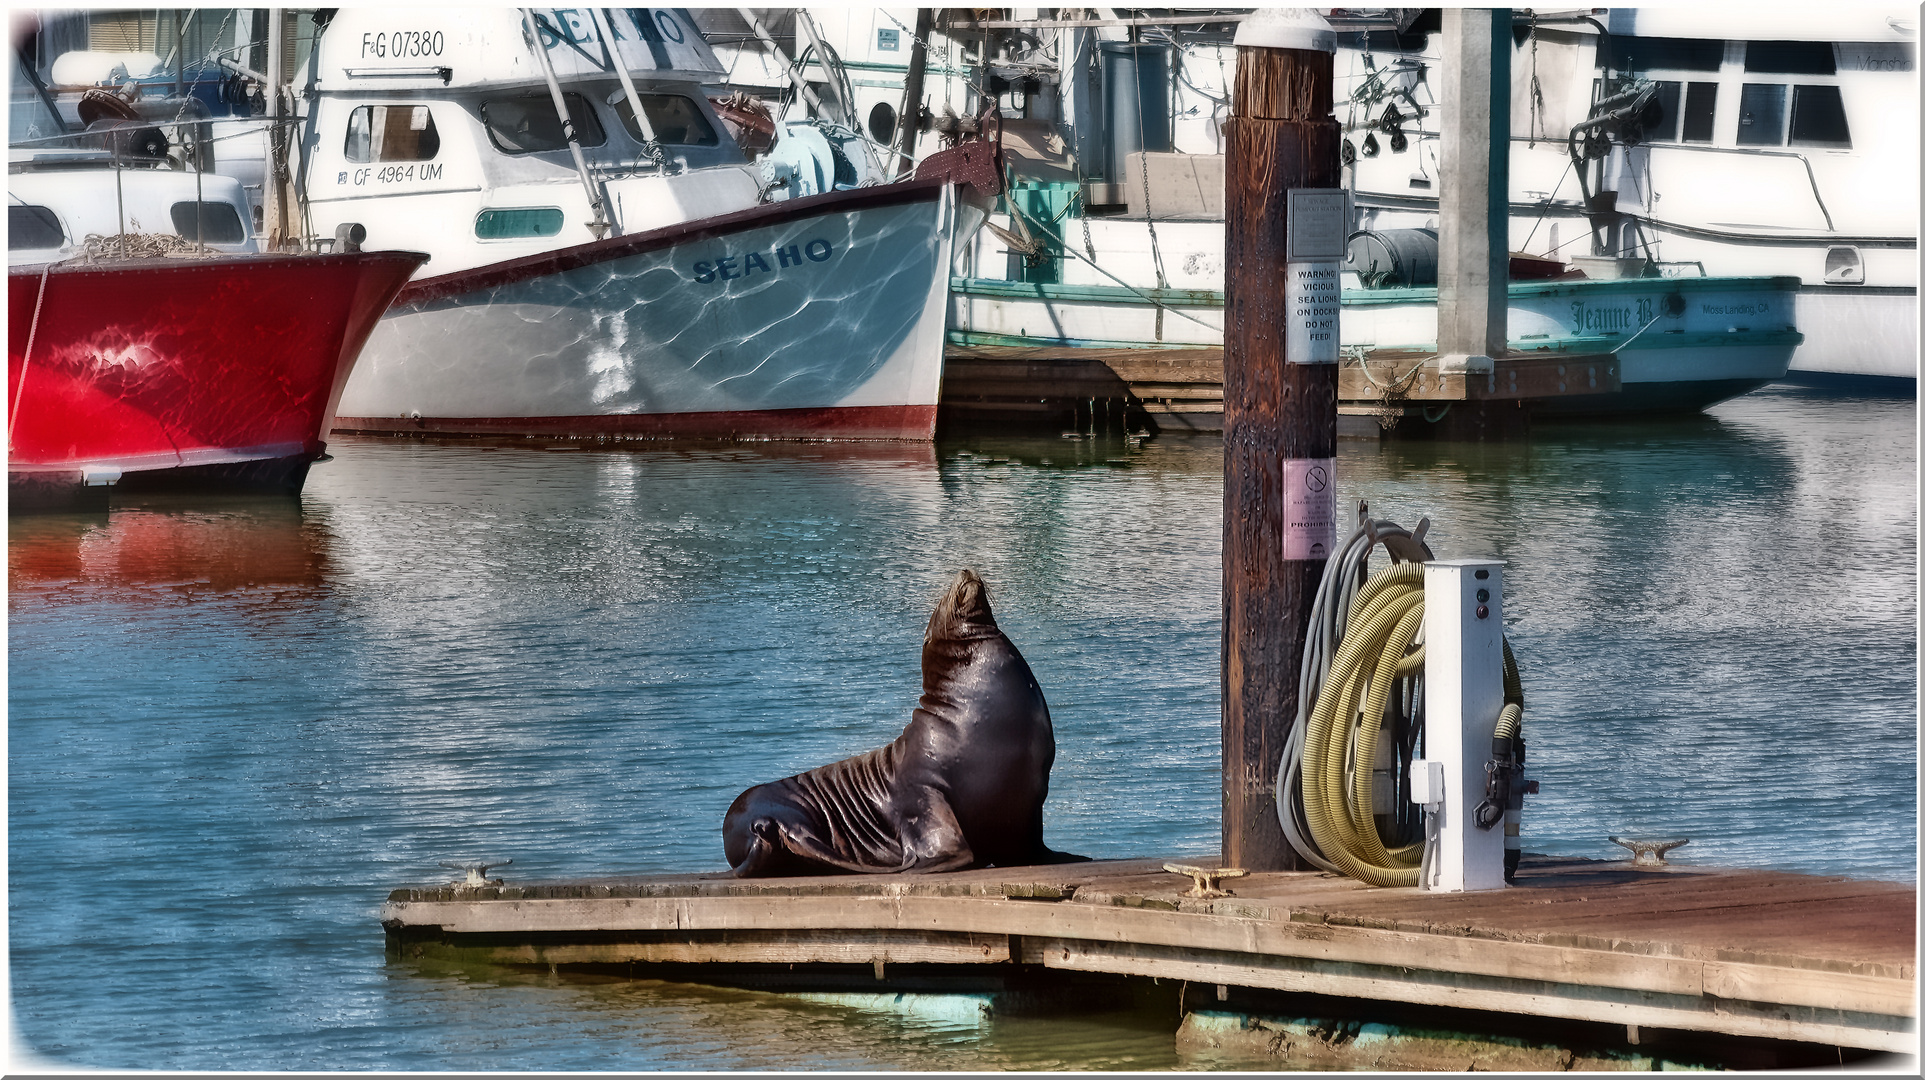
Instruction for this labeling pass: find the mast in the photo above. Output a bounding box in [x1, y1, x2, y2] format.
[893, 8, 934, 177]
[736, 8, 832, 122]
[264, 8, 289, 249]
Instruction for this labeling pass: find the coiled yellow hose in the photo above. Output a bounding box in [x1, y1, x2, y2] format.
[1301, 562, 1429, 887]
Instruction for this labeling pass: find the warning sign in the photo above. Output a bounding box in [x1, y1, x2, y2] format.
[1281, 457, 1337, 561]
[1284, 188, 1346, 365]
[1284, 260, 1341, 364]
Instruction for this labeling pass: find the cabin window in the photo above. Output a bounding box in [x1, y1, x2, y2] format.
[480, 94, 605, 154]
[168, 201, 247, 243]
[1599, 36, 1723, 73]
[7, 205, 66, 249]
[1745, 41, 1836, 75]
[474, 207, 565, 239]
[1680, 82, 1718, 141]
[611, 93, 720, 146]
[1736, 83, 1787, 145]
[1788, 85, 1851, 148]
[345, 105, 441, 163]
[1646, 80, 1718, 143]
[1647, 81, 1682, 141]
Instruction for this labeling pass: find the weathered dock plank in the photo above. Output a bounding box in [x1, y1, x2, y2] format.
[381, 856, 1915, 1053]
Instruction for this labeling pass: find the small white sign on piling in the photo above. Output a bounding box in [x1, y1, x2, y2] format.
[1420, 559, 1508, 892]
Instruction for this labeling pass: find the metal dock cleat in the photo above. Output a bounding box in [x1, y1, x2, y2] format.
[1608, 837, 1689, 867]
[440, 859, 512, 888]
[1164, 863, 1248, 898]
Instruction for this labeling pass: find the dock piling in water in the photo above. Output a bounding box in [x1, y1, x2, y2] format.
[1436, 8, 1513, 374]
[1220, 9, 1341, 873]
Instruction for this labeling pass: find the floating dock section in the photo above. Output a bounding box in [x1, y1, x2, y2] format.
[382, 855, 1913, 1056]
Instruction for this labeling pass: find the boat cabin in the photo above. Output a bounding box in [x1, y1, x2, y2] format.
[8, 163, 260, 266]
[8, 59, 258, 266]
[297, 7, 763, 277]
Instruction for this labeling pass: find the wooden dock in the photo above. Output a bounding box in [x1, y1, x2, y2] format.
[939, 343, 1617, 438]
[382, 855, 1914, 1057]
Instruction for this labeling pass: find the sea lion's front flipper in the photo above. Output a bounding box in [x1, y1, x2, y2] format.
[732, 819, 785, 877]
[898, 791, 977, 872]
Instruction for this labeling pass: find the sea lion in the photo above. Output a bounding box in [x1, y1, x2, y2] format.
[723, 569, 1085, 876]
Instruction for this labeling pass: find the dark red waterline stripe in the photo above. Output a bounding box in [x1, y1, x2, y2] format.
[396, 180, 948, 308]
[332, 404, 939, 442]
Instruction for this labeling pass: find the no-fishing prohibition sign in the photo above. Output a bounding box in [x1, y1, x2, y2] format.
[1281, 457, 1337, 560]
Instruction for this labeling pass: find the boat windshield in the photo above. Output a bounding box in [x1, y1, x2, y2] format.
[480, 93, 606, 154]
[611, 93, 720, 147]
[10, 54, 68, 148]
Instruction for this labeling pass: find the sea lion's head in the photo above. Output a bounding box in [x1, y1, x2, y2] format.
[925, 568, 998, 643]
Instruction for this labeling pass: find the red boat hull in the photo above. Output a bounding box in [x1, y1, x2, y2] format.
[8, 251, 423, 507]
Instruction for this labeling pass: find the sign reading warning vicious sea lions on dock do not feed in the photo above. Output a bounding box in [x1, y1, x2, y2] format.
[1285, 188, 1345, 365]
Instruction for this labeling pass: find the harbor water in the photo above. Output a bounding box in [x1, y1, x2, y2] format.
[8, 385, 1916, 1070]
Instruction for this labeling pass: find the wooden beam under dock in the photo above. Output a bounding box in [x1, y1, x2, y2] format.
[939, 344, 1616, 436]
[382, 856, 1914, 1055]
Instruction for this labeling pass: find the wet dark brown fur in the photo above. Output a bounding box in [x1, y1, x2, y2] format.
[722, 570, 1085, 876]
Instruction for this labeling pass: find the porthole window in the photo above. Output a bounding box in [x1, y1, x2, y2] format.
[345, 105, 441, 163]
[169, 200, 247, 243]
[481, 94, 605, 154]
[475, 207, 564, 239]
[611, 93, 719, 146]
[1823, 246, 1864, 284]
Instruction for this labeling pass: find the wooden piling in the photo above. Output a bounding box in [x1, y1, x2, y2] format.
[1437, 8, 1513, 366]
[1221, 26, 1340, 871]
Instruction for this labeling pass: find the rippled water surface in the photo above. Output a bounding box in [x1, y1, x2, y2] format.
[8, 386, 1916, 1070]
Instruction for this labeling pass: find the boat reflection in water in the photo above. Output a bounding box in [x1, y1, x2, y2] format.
[7, 497, 334, 599]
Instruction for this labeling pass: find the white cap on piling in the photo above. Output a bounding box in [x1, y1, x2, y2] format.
[1234, 8, 1338, 53]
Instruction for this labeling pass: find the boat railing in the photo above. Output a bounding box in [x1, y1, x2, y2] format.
[1630, 142, 1835, 233]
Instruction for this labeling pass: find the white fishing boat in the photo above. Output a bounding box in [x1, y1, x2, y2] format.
[739, 8, 1913, 391]
[1335, 8, 1917, 388]
[290, 7, 997, 441]
[950, 262, 1801, 417]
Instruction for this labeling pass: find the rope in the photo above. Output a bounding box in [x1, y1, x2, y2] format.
[9, 265, 53, 451]
[1606, 307, 1667, 355]
[1353, 350, 1430, 395]
[1002, 196, 1219, 333]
